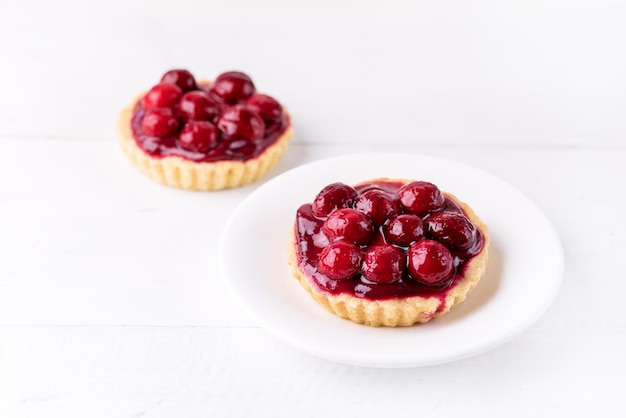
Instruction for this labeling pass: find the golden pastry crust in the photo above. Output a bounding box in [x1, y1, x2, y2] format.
[116, 95, 294, 191]
[288, 191, 489, 327]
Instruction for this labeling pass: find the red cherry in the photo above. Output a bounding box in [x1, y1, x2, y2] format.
[142, 83, 183, 111]
[141, 108, 180, 137]
[322, 208, 373, 245]
[244, 94, 283, 123]
[317, 241, 362, 281]
[160, 69, 197, 92]
[179, 121, 219, 153]
[425, 211, 477, 251]
[398, 181, 445, 217]
[178, 91, 221, 122]
[384, 214, 424, 247]
[407, 239, 454, 285]
[361, 245, 404, 284]
[311, 183, 358, 218]
[211, 71, 256, 104]
[216, 105, 265, 141]
[354, 189, 401, 226]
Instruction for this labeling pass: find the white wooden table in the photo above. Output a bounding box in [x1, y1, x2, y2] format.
[1, 1, 624, 416]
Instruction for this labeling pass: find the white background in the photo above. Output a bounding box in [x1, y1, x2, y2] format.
[1, 0, 625, 416]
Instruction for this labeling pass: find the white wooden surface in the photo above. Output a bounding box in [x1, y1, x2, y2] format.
[1, 1, 625, 417]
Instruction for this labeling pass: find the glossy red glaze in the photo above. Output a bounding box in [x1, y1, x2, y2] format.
[354, 188, 401, 226]
[384, 214, 424, 247]
[142, 83, 183, 111]
[407, 239, 454, 285]
[245, 94, 283, 123]
[178, 91, 220, 122]
[178, 121, 219, 153]
[294, 180, 485, 300]
[361, 245, 404, 284]
[311, 183, 358, 218]
[210, 71, 256, 104]
[130, 73, 289, 162]
[322, 208, 373, 245]
[398, 181, 445, 217]
[160, 69, 197, 92]
[216, 105, 265, 141]
[318, 241, 362, 281]
[141, 108, 179, 137]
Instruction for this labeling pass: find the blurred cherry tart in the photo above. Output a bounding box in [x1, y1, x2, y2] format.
[117, 69, 294, 190]
[288, 179, 490, 327]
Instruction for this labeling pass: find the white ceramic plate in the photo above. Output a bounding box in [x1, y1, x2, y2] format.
[218, 153, 564, 368]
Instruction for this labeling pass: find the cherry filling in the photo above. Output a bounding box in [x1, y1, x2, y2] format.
[294, 180, 485, 301]
[130, 69, 290, 162]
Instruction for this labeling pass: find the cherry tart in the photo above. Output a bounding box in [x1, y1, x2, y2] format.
[117, 69, 294, 190]
[288, 179, 490, 327]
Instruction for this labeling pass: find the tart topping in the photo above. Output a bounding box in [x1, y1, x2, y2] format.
[317, 241, 362, 281]
[160, 69, 198, 92]
[130, 69, 291, 163]
[425, 211, 477, 251]
[361, 245, 404, 284]
[245, 94, 284, 123]
[311, 183, 358, 218]
[295, 180, 486, 299]
[210, 71, 256, 104]
[407, 239, 454, 285]
[398, 181, 445, 217]
[178, 91, 221, 122]
[384, 214, 424, 247]
[142, 83, 183, 111]
[178, 120, 219, 153]
[216, 105, 265, 141]
[141, 108, 180, 137]
[322, 208, 373, 245]
[354, 189, 401, 227]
